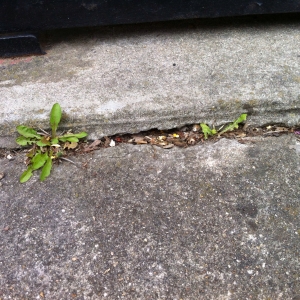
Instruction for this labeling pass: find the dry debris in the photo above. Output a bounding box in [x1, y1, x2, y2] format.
[0, 124, 298, 162]
[76, 123, 297, 156]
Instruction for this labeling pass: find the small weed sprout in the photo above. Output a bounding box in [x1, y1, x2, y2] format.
[200, 113, 247, 139]
[16, 103, 87, 183]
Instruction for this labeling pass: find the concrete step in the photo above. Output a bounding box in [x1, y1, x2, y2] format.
[0, 16, 300, 149]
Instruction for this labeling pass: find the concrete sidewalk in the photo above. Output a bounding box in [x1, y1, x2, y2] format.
[1, 16, 300, 147]
[0, 135, 300, 299]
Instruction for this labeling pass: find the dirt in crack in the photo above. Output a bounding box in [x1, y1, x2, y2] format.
[1, 123, 299, 163]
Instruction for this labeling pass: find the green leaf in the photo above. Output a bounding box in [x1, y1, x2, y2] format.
[20, 166, 33, 183]
[17, 125, 41, 139]
[59, 136, 79, 143]
[58, 131, 87, 142]
[200, 123, 217, 140]
[31, 153, 48, 170]
[70, 132, 88, 139]
[40, 156, 52, 181]
[51, 138, 59, 144]
[36, 141, 48, 147]
[219, 114, 247, 135]
[36, 136, 50, 147]
[16, 136, 34, 146]
[234, 113, 247, 124]
[50, 103, 62, 137]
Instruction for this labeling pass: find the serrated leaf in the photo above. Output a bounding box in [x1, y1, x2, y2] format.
[59, 136, 79, 142]
[200, 124, 217, 140]
[219, 114, 247, 135]
[40, 156, 52, 181]
[17, 125, 41, 139]
[31, 153, 48, 170]
[20, 166, 33, 183]
[50, 103, 62, 137]
[16, 136, 34, 146]
[234, 113, 247, 124]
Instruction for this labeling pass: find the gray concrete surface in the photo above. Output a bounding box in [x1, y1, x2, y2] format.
[1, 15, 300, 300]
[0, 134, 300, 299]
[1, 17, 300, 148]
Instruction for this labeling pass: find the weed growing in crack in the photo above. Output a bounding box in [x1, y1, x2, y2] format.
[16, 103, 87, 183]
[200, 113, 247, 139]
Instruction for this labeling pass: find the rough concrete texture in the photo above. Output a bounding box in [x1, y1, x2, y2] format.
[0, 134, 300, 299]
[1, 16, 300, 147]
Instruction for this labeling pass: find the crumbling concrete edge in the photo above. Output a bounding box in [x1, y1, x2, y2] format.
[1, 101, 299, 149]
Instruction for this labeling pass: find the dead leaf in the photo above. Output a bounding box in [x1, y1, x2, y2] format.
[158, 136, 167, 141]
[192, 124, 200, 132]
[83, 140, 101, 152]
[166, 137, 179, 143]
[88, 139, 101, 148]
[173, 141, 187, 147]
[64, 142, 78, 149]
[158, 141, 168, 146]
[187, 133, 200, 144]
[235, 132, 246, 138]
[144, 136, 153, 142]
[163, 144, 174, 149]
[275, 127, 288, 132]
[133, 136, 147, 144]
[187, 137, 196, 145]
[180, 132, 190, 141]
[104, 137, 111, 147]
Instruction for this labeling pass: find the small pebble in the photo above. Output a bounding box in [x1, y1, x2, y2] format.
[7, 154, 14, 160]
[0, 172, 4, 180]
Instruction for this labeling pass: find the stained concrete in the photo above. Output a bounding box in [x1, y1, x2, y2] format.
[0, 135, 300, 299]
[1, 16, 300, 148]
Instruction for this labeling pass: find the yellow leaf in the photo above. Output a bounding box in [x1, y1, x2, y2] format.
[64, 142, 78, 149]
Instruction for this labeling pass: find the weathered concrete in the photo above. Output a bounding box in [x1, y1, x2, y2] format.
[1, 16, 300, 148]
[0, 135, 300, 299]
